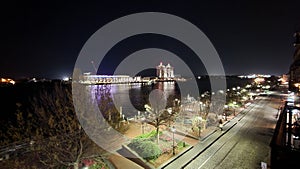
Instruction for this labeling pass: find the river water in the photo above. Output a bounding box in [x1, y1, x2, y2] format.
[91, 77, 251, 118]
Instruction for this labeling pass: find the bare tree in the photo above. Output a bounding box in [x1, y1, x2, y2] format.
[33, 82, 109, 169]
[144, 90, 175, 144]
[1, 82, 107, 169]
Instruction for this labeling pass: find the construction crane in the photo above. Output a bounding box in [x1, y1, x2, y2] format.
[91, 61, 97, 74]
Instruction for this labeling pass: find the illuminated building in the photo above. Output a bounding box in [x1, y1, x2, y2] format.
[80, 72, 143, 84]
[289, 31, 300, 92]
[0, 78, 15, 85]
[156, 62, 174, 79]
[82, 74, 133, 84]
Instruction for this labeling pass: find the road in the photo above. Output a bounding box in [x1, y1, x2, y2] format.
[183, 95, 280, 169]
[161, 94, 282, 169]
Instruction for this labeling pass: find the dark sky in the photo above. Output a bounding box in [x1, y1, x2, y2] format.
[1, 0, 300, 79]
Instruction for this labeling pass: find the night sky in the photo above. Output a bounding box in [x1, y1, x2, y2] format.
[1, 0, 300, 79]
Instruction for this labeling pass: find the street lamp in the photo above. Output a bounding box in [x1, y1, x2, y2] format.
[142, 122, 145, 134]
[196, 116, 202, 137]
[144, 104, 152, 112]
[199, 101, 203, 113]
[174, 98, 179, 106]
[167, 108, 172, 127]
[171, 126, 176, 155]
[294, 83, 300, 92]
[141, 117, 146, 134]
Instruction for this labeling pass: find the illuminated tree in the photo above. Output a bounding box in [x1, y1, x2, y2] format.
[144, 90, 175, 144]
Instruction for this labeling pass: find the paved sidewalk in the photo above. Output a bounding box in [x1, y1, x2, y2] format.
[160, 102, 257, 169]
[108, 153, 144, 169]
[108, 104, 250, 169]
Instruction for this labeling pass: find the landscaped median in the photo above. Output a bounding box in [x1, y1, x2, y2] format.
[120, 130, 191, 168]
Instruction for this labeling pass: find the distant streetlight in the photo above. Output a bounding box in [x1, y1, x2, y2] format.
[144, 104, 153, 113]
[171, 126, 176, 155]
[174, 98, 180, 107]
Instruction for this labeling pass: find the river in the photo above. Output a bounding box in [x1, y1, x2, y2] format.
[92, 77, 252, 118]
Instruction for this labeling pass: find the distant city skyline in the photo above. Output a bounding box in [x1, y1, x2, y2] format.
[1, 1, 300, 79]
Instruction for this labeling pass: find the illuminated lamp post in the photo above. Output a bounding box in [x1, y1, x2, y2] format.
[141, 117, 145, 134]
[171, 126, 176, 155]
[199, 101, 203, 113]
[167, 108, 172, 127]
[196, 116, 202, 137]
[294, 83, 300, 92]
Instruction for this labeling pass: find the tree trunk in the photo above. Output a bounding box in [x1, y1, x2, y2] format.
[203, 120, 206, 130]
[156, 127, 159, 144]
[73, 162, 79, 169]
[74, 139, 83, 169]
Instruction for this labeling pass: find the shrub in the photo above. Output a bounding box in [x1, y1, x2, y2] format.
[158, 141, 172, 154]
[128, 139, 162, 161]
[159, 134, 172, 142]
[136, 130, 162, 139]
[140, 141, 162, 161]
[177, 141, 188, 150]
[129, 138, 149, 147]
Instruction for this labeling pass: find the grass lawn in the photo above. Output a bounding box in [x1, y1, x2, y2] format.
[128, 130, 190, 168]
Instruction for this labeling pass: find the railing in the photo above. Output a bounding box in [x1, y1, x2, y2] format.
[270, 101, 300, 168]
[0, 139, 35, 161]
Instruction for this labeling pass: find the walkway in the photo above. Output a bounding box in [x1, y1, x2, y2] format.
[108, 102, 249, 168]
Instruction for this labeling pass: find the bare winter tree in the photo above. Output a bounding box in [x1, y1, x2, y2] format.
[32, 82, 109, 169]
[1, 82, 108, 169]
[144, 90, 174, 144]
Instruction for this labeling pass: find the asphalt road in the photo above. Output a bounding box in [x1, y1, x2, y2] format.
[184, 95, 280, 169]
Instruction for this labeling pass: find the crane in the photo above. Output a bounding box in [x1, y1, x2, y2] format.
[91, 61, 97, 74]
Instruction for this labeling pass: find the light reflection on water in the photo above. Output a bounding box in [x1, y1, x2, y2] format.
[90, 81, 210, 118]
